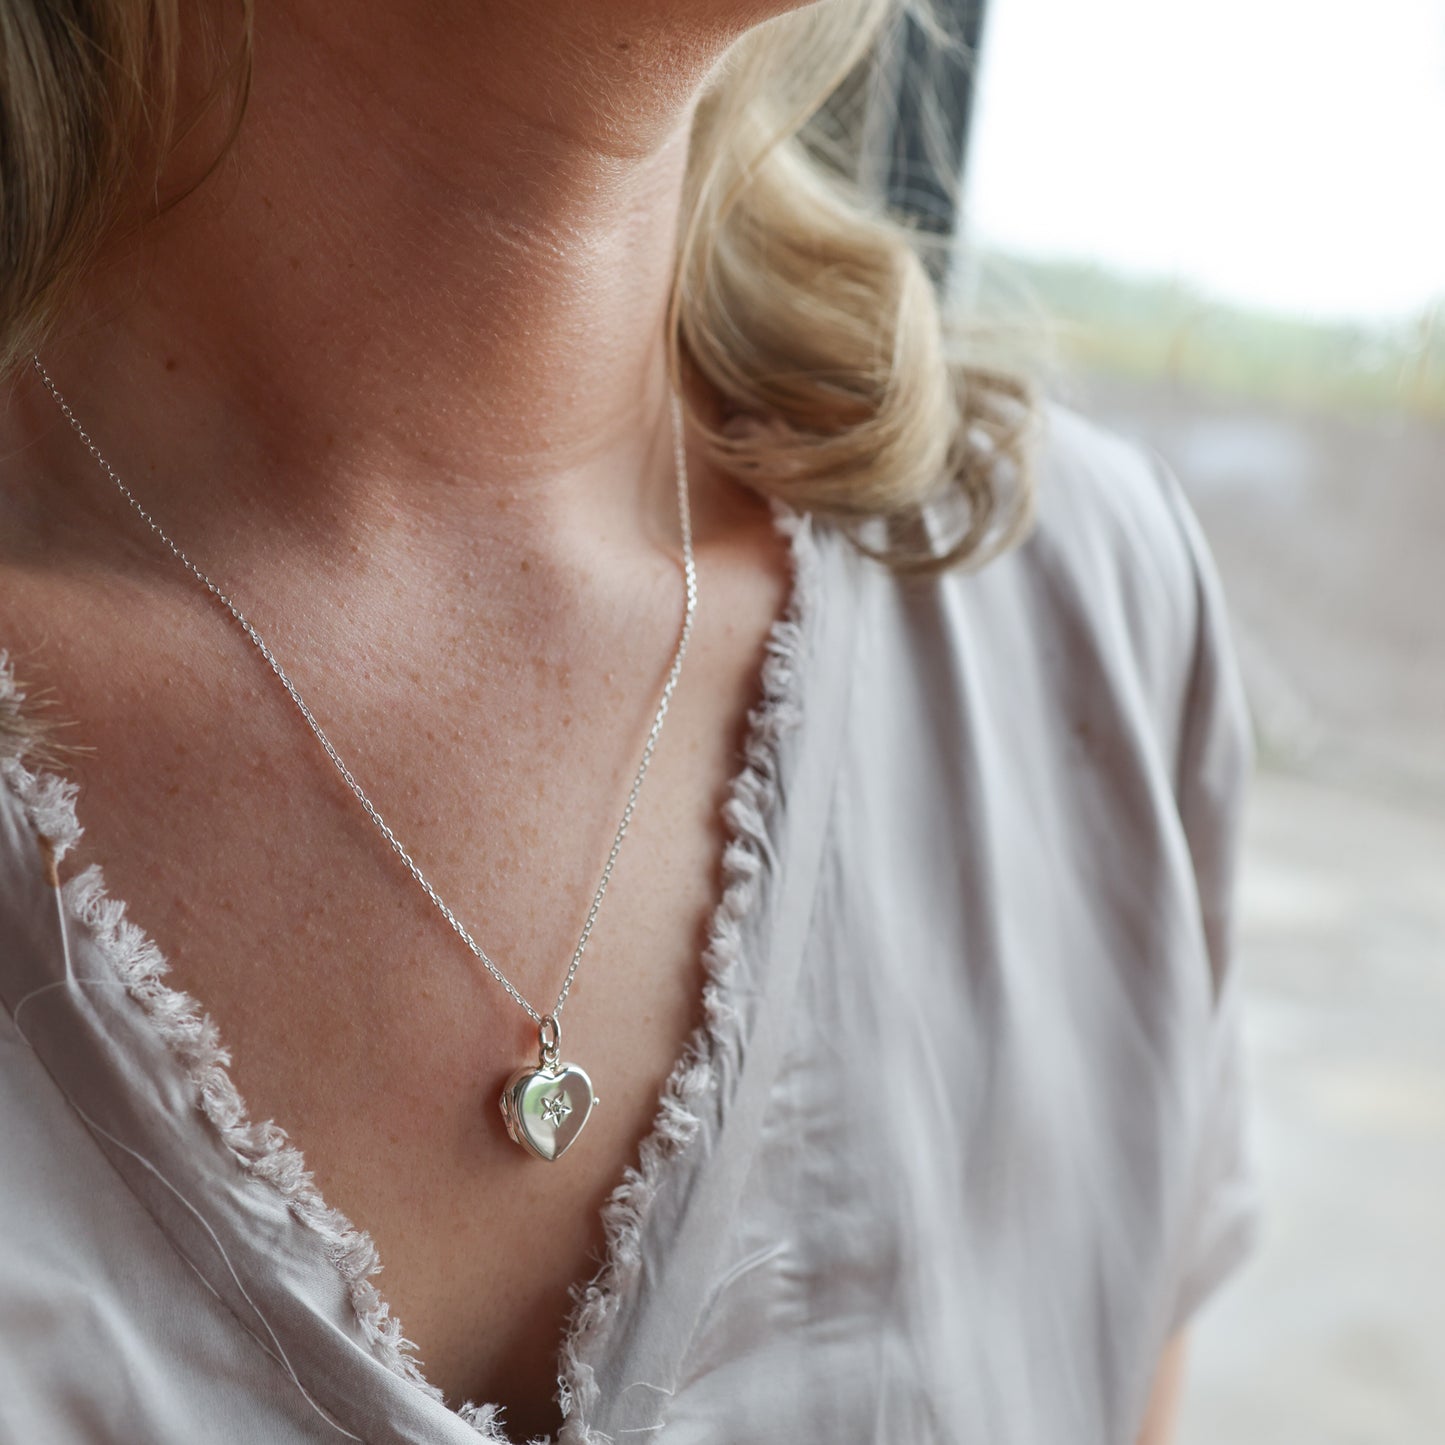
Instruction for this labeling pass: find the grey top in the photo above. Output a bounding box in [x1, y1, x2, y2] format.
[0, 403, 1260, 1445]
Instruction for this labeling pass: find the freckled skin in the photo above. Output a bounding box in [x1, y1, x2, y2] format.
[4, 5, 1198, 1433]
[0, 3, 813, 1436]
[0, 493, 795, 1439]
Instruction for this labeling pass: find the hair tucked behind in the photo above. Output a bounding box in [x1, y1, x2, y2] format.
[0, 0, 1037, 578]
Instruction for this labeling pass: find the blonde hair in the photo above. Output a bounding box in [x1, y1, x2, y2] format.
[0, 2, 1051, 768]
[0, 0, 1036, 578]
[680, 0, 1038, 572]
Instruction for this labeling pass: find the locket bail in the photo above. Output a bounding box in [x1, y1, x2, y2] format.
[538, 1014, 561, 1070]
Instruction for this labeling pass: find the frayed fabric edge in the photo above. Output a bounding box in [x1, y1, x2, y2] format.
[0, 495, 822, 1445]
[0, 649, 512, 1442]
[553, 496, 821, 1440]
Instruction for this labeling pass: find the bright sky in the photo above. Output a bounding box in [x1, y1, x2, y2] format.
[966, 0, 1445, 322]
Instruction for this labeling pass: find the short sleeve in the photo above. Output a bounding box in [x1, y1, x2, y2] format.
[1151, 455, 1264, 1336]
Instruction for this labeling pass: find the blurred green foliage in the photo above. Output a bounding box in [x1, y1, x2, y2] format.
[979, 252, 1445, 419]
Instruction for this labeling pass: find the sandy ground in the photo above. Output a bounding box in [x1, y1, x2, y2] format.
[1064, 377, 1445, 1441]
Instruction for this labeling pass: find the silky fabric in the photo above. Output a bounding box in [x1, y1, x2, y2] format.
[0, 403, 1261, 1445]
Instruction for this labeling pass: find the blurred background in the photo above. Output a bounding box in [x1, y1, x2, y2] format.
[881, 0, 1445, 1438]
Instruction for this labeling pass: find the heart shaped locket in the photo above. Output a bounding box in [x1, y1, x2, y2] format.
[499, 1017, 598, 1162]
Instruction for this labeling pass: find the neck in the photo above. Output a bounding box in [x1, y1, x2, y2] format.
[20, 2, 765, 562]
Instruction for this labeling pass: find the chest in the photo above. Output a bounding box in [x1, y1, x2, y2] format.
[1, 535, 792, 1440]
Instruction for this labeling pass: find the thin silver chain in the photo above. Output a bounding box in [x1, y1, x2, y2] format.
[30, 353, 699, 1030]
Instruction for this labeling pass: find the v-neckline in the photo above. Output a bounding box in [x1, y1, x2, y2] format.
[0, 495, 859, 1444]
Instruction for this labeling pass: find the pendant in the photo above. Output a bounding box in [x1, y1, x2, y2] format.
[499, 1016, 598, 1162]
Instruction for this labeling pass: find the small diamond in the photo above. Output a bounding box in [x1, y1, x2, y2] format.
[540, 1090, 572, 1127]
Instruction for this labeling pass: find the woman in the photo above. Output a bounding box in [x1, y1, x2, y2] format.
[0, 1, 1258, 1442]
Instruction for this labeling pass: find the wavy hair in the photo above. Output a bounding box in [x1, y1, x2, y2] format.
[0, 0, 1037, 584]
[0, 2, 1051, 791]
[0, 2, 1040, 768]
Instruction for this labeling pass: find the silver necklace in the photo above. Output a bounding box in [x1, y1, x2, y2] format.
[30, 353, 698, 1163]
